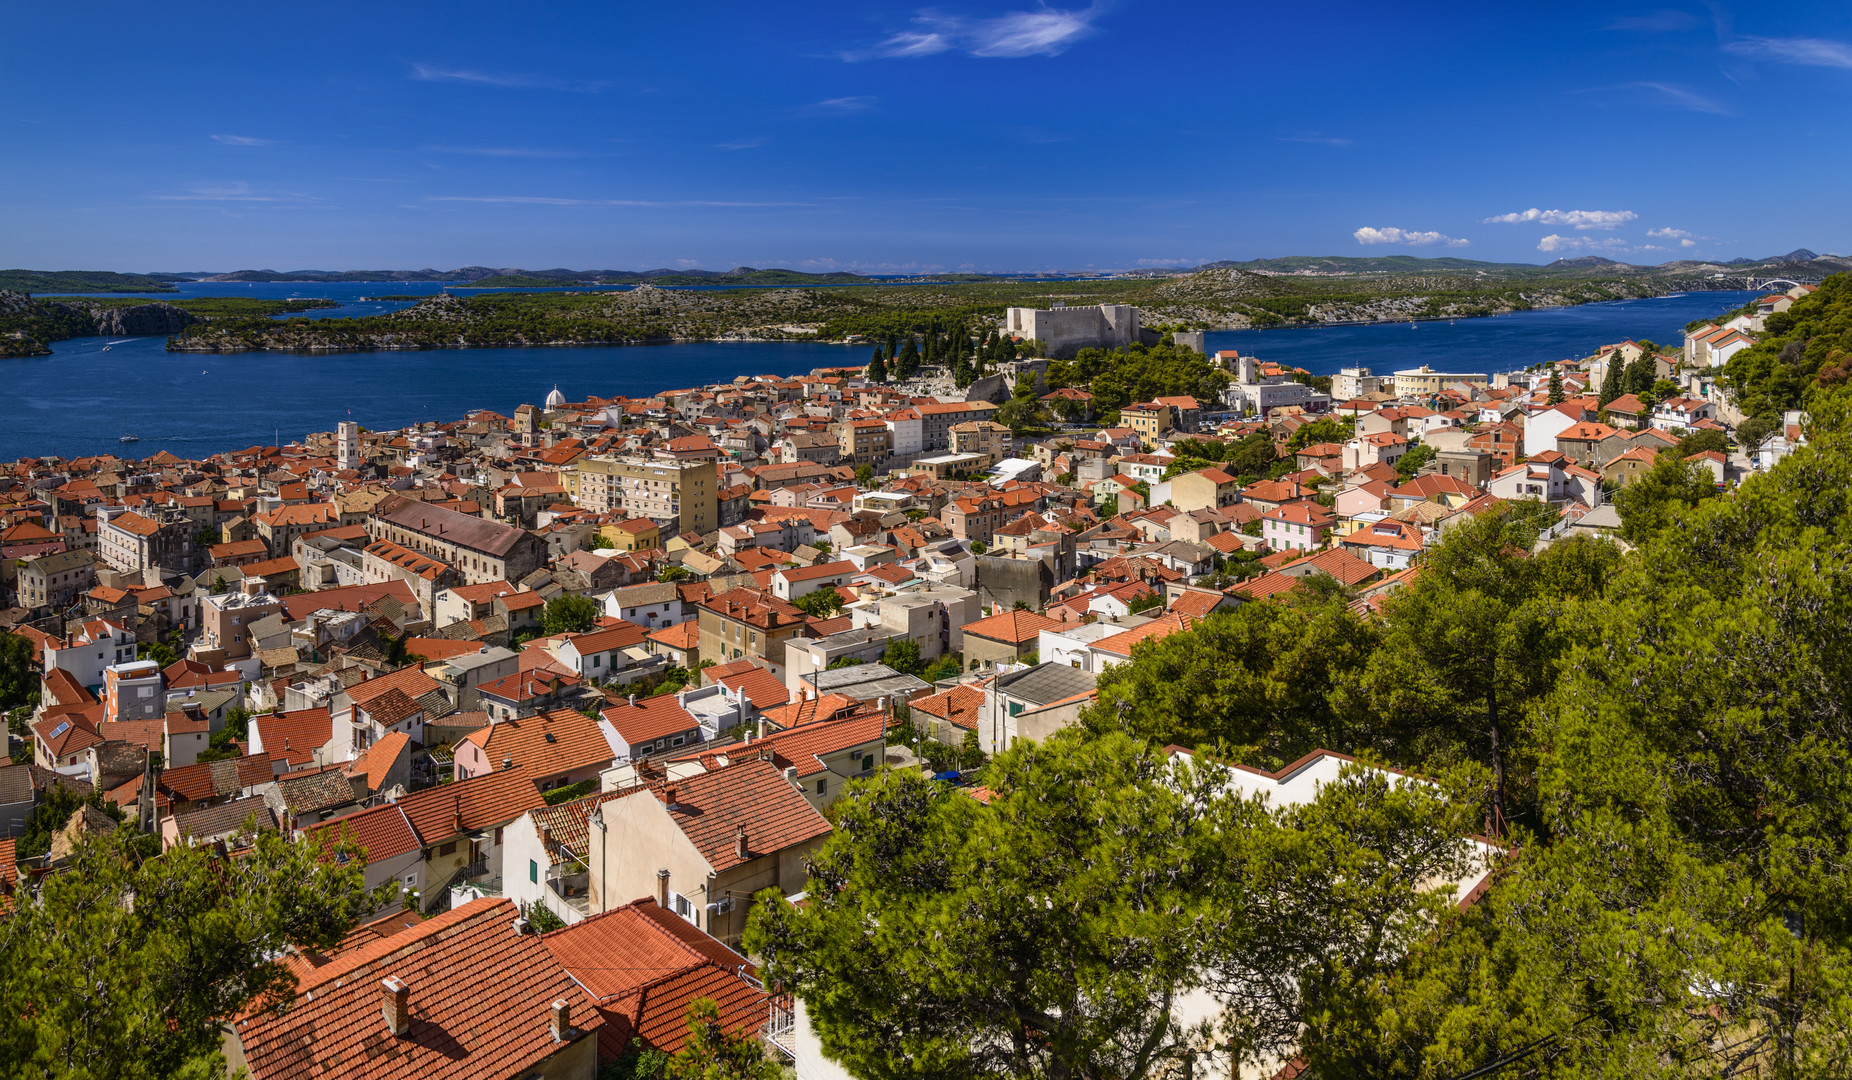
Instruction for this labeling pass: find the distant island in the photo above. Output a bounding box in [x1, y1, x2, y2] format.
[0, 269, 183, 294]
[0, 294, 338, 358]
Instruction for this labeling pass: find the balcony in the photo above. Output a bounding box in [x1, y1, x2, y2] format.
[546, 870, 593, 920]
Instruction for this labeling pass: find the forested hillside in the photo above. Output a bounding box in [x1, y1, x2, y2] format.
[1723, 273, 1852, 416]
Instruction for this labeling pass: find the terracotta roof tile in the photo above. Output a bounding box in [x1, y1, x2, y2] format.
[238, 897, 602, 1080]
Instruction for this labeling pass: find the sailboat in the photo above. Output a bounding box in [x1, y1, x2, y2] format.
[118, 433, 140, 444]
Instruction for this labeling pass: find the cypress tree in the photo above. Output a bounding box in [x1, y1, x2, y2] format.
[1600, 357, 1623, 406]
[1547, 367, 1565, 406]
[868, 347, 887, 384]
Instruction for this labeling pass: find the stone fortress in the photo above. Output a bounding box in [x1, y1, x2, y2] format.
[1001, 302, 1155, 358]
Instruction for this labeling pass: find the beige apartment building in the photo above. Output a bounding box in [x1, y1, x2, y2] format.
[576, 456, 718, 536]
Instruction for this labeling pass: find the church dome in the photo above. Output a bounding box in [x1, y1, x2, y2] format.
[544, 384, 566, 409]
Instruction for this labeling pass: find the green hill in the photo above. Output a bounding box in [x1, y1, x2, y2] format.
[0, 270, 179, 294]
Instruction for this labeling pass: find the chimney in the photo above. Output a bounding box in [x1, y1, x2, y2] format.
[539, 825, 552, 849]
[381, 976, 411, 1036]
[628, 693, 636, 707]
[663, 785, 677, 807]
[656, 868, 670, 907]
[735, 825, 749, 862]
[550, 998, 572, 1042]
[502, 755, 513, 771]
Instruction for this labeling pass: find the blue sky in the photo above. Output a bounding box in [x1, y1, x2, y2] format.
[3, 1, 1848, 272]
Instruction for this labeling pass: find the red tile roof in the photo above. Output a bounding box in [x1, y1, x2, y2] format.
[237, 897, 602, 1080]
[702, 659, 790, 711]
[393, 767, 547, 843]
[458, 708, 616, 783]
[253, 708, 332, 770]
[627, 758, 831, 874]
[601, 695, 702, 748]
[960, 608, 1060, 645]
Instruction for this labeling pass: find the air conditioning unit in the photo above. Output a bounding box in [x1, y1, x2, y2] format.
[707, 897, 735, 915]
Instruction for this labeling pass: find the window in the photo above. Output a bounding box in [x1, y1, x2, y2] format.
[438, 841, 457, 857]
[816, 778, 828, 796]
[862, 754, 875, 772]
[530, 859, 539, 884]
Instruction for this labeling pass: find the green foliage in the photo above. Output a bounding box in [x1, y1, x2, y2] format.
[1044, 342, 1229, 418]
[1674, 427, 1727, 458]
[658, 565, 690, 582]
[866, 347, 887, 384]
[1612, 451, 1720, 543]
[1394, 441, 1437, 480]
[541, 593, 600, 635]
[1309, 389, 1852, 1077]
[1128, 589, 1164, 614]
[591, 533, 616, 549]
[542, 778, 600, 805]
[0, 629, 39, 715]
[663, 997, 781, 1080]
[882, 637, 924, 676]
[1546, 365, 1565, 405]
[0, 270, 180, 292]
[747, 729, 1473, 1080]
[825, 657, 865, 670]
[16, 783, 123, 861]
[602, 1046, 673, 1080]
[1086, 601, 1379, 768]
[1724, 273, 1852, 416]
[524, 901, 568, 933]
[922, 653, 962, 683]
[0, 823, 378, 1079]
[1286, 416, 1355, 453]
[793, 588, 845, 618]
[1599, 355, 1624, 406]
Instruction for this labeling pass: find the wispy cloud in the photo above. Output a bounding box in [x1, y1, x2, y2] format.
[426, 196, 811, 208]
[715, 137, 770, 151]
[1135, 258, 1199, 267]
[1725, 35, 1852, 69]
[1482, 207, 1637, 230]
[409, 64, 609, 92]
[1538, 234, 1631, 254]
[210, 134, 278, 146]
[847, 5, 1103, 61]
[1627, 81, 1736, 115]
[805, 96, 877, 113]
[1354, 226, 1469, 248]
[1278, 132, 1352, 147]
[153, 182, 323, 206]
[420, 146, 587, 158]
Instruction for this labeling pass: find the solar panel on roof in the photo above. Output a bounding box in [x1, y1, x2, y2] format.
[49, 721, 70, 739]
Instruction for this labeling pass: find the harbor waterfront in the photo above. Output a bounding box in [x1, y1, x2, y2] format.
[5, 288, 1757, 462]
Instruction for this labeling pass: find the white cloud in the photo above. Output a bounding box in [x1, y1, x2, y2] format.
[806, 96, 876, 113]
[849, 5, 1102, 61]
[715, 137, 770, 151]
[409, 64, 607, 92]
[1626, 82, 1736, 116]
[1279, 132, 1352, 147]
[210, 134, 278, 147]
[1538, 234, 1631, 253]
[1726, 35, 1852, 69]
[1353, 226, 1469, 248]
[1482, 208, 1637, 230]
[1135, 257, 1198, 267]
[1647, 228, 1703, 248]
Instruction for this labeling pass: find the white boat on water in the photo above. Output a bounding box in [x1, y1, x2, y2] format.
[119, 433, 139, 443]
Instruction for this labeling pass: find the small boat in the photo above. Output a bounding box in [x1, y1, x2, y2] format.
[101, 346, 110, 351]
[119, 433, 140, 443]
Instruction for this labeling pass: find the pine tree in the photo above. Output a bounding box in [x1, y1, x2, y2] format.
[868, 347, 887, 384]
[1547, 366, 1565, 405]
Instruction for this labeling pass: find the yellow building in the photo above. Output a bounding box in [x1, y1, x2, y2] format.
[1392, 364, 1487, 397]
[576, 456, 718, 536]
[598, 517, 661, 552]
[1118, 402, 1174, 446]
